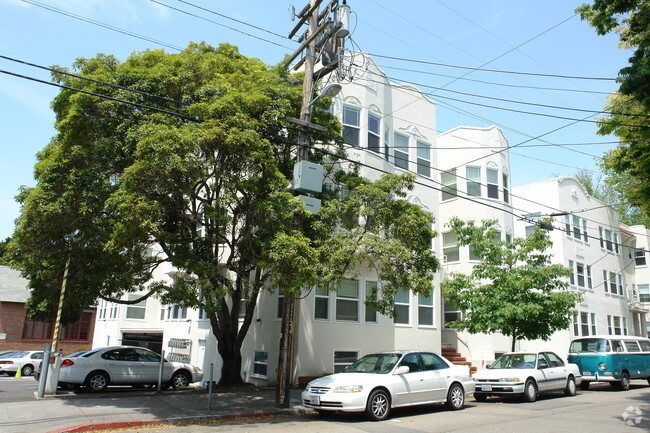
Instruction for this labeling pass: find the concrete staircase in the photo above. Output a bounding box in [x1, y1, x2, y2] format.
[441, 347, 477, 374]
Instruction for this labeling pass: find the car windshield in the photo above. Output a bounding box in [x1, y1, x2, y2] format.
[490, 353, 537, 369]
[0, 351, 17, 358]
[569, 338, 611, 353]
[342, 353, 401, 374]
[8, 351, 28, 358]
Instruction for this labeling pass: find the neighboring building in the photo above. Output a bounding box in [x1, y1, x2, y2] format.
[627, 224, 650, 336]
[0, 265, 96, 354]
[510, 177, 648, 358]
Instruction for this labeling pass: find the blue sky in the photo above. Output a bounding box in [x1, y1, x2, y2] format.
[0, 0, 629, 239]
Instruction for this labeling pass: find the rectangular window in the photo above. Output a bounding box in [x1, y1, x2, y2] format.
[336, 279, 359, 321]
[342, 106, 360, 147]
[393, 133, 409, 169]
[569, 260, 575, 285]
[635, 249, 647, 266]
[603, 270, 609, 293]
[168, 305, 187, 320]
[614, 233, 620, 254]
[599, 227, 604, 248]
[572, 312, 579, 336]
[525, 212, 541, 237]
[609, 271, 618, 295]
[416, 140, 431, 177]
[443, 232, 460, 263]
[444, 302, 462, 328]
[126, 294, 147, 320]
[315, 286, 329, 320]
[334, 351, 358, 373]
[384, 128, 390, 161]
[605, 229, 613, 252]
[586, 265, 593, 289]
[487, 168, 499, 199]
[394, 289, 410, 325]
[252, 351, 268, 378]
[576, 263, 585, 288]
[565, 215, 571, 237]
[591, 313, 596, 335]
[368, 113, 380, 153]
[466, 166, 481, 197]
[418, 292, 434, 326]
[365, 281, 378, 323]
[573, 215, 581, 240]
[98, 300, 107, 320]
[582, 219, 589, 242]
[581, 312, 589, 336]
[639, 284, 650, 302]
[502, 173, 509, 203]
[277, 290, 284, 319]
[441, 169, 457, 201]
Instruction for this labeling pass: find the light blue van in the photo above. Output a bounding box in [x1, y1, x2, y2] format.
[567, 336, 650, 390]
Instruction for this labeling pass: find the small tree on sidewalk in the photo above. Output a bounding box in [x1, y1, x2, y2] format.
[441, 217, 582, 352]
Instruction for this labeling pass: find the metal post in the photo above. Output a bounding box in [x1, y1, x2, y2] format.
[37, 343, 51, 398]
[208, 363, 214, 410]
[157, 349, 165, 392]
[51, 256, 70, 353]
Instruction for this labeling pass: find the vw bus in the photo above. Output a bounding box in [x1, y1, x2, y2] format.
[567, 336, 650, 390]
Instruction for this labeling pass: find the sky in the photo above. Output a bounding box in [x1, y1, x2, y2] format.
[0, 0, 631, 240]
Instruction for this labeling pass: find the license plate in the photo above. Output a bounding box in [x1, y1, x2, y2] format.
[583, 371, 591, 376]
[481, 385, 492, 392]
[309, 396, 320, 405]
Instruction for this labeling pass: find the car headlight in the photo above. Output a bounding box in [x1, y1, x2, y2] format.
[305, 385, 311, 392]
[333, 385, 363, 393]
[598, 362, 607, 371]
[499, 378, 521, 383]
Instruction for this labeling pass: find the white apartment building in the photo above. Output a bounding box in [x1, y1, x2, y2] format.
[627, 224, 650, 335]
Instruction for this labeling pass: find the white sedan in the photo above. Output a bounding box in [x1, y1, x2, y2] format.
[57, 346, 203, 391]
[0, 350, 44, 376]
[473, 351, 582, 402]
[302, 350, 475, 421]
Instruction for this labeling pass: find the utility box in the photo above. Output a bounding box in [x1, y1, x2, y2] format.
[293, 161, 324, 193]
[298, 195, 321, 214]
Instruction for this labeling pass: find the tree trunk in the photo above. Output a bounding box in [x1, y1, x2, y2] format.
[511, 334, 517, 352]
[210, 308, 245, 387]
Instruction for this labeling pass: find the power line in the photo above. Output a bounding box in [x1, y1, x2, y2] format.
[364, 52, 617, 81]
[22, 0, 185, 51]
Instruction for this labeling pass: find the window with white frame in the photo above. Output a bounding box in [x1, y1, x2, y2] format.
[444, 302, 462, 327]
[342, 105, 360, 147]
[162, 304, 187, 320]
[524, 212, 541, 237]
[572, 215, 582, 240]
[609, 271, 619, 295]
[599, 227, 604, 248]
[315, 285, 330, 320]
[638, 284, 650, 302]
[198, 307, 209, 320]
[384, 127, 390, 160]
[443, 232, 460, 263]
[418, 292, 434, 326]
[565, 215, 571, 236]
[614, 233, 620, 254]
[569, 260, 575, 285]
[252, 351, 268, 378]
[635, 249, 647, 266]
[365, 281, 378, 323]
[276, 290, 284, 319]
[336, 279, 359, 321]
[582, 219, 589, 242]
[605, 229, 614, 252]
[98, 300, 107, 320]
[586, 265, 593, 289]
[486, 167, 499, 199]
[393, 133, 409, 169]
[416, 140, 431, 177]
[126, 294, 147, 320]
[607, 315, 624, 335]
[368, 112, 381, 153]
[441, 169, 457, 201]
[393, 288, 410, 325]
[502, 172, 510, 203]
[466, 166, 481, 196]
[576, 262, 586, 288]
[334, 351, 358, 373]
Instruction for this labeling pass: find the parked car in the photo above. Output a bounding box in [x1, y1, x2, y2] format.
[473, 351, 582, 402]
[0, 351, 44, 376]
[301, 350, 475, 421]
[34, 350, 88, 381]
[57, 346, 203, 392]
[568, 336, 650, 390]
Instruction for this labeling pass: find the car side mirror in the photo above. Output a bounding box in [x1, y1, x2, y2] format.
[395, 365, 410, 375]
[538, 361, 548, 369]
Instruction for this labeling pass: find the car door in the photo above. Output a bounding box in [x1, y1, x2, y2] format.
[103, 348, 141, 383]
[134, 347, 163, 383]
[392, 353, 431, 405]
[419, 352, 450, 401]
[540, 352, 567, 390]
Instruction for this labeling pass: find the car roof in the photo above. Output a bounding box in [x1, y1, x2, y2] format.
[571, 335, 650, 341]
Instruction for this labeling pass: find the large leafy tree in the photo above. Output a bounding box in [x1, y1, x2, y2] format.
[577, 1, 650, 219]
[7, 43, 439, 386]
[441, 218, 582, 351]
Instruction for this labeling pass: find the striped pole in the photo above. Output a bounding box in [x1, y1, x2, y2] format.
[51, 256, 70, 353]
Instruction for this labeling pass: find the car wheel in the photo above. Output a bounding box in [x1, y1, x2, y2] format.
[365, 389, 390, 421]
[21, 364, 34, 376]
[522, 379, 538, 402]
[618, 372, 631, 391]
[170, 371, 191, 390]
[474, 393, 488, 402]
[446, 383, 465, 410]
[85, 371, 109, 392]
[564, 376, 576, 396]
[580, 381, 590, 390]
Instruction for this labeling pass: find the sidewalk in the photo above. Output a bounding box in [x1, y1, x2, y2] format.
[0, 386, 310, 433]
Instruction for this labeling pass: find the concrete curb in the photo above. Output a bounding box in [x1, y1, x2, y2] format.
[47, 408, 311, 433]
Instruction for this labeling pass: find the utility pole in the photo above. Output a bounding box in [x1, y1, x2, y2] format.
[276, 0, 349, 408]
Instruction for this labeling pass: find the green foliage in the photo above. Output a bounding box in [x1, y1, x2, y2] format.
[0, 237, 9, 265]
[7, 42, 439, 385]
[441, 218, 582, 350]
[577, 1, 650, 222]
